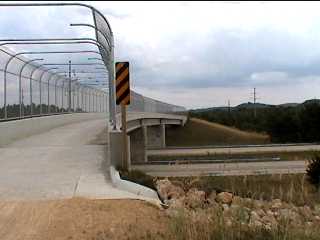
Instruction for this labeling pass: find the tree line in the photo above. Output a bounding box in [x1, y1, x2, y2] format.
[190, 100, 320, 143]
[0, 104, 80, 119]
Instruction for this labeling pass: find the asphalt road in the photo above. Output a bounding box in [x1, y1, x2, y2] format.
[132, 160, 307, 177]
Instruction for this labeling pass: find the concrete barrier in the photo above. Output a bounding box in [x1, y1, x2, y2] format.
[0, 113, 107, 146]
[109, 166, 159, 200]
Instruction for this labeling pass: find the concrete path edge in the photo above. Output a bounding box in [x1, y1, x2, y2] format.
[109, 166, 159, 200]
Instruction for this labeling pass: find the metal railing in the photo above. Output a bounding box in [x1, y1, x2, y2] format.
[0, 3, 185, 124]
[0, 46, 108, 120]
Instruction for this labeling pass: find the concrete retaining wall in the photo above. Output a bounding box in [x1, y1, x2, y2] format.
[0, 113, 107, 146]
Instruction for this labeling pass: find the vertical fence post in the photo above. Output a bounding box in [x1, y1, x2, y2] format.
[68, 60, 71, 112]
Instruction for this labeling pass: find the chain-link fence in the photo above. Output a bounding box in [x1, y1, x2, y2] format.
[0, 3, 186, 123]
[0, 46, 108, 120]
[92, 7, 186, 116]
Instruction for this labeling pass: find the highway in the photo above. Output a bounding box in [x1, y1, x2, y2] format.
[132, 160, 307, 177]
[148, 144, 320, 156]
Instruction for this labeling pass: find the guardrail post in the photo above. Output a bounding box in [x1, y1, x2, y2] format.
[142, 125, 148, 162]
[160, 122, 166, 148]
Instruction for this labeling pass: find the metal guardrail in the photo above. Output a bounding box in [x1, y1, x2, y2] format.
[150, 142, 320, 150]
[0, 3, 186, 126]
[144, 157, 282, 165]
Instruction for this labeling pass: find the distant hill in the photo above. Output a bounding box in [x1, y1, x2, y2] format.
[235, 102, 274, 109]
[302, 99, 320, 105]
[191, 99, 320, 112]
[278, 103, 299, 107]
[189, 98, 320, 143]
[191, 106, 229, 113]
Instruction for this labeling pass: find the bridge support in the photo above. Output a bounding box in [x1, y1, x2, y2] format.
[109, 113, 186, 169]
[109, 129, 131, 170]
[128, 123, 166, 164]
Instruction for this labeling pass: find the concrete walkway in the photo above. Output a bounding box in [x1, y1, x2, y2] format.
[0, 118, 150, 200]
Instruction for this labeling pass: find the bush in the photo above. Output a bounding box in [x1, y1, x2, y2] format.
[307, 154, 320, 186]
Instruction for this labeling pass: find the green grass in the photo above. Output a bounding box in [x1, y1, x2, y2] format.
[166, 118, 270, 147]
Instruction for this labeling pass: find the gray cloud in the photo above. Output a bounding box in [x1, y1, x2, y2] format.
[1, 2, 320, 108]
[114, 26, 320, 91]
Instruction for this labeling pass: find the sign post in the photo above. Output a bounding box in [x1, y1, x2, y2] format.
[116, 62, 130, 170]
[121, 103, 128, 170]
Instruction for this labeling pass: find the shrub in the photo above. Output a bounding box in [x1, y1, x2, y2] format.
[306, 154, 320, 186]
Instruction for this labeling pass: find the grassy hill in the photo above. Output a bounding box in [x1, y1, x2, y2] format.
[189, 98, 320, 143]
[166, 118, 270, 147]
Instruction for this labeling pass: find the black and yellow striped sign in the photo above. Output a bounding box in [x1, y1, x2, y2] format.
[116, 62, 130, 105]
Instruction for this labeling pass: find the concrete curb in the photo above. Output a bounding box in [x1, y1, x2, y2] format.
[109, 166, 159, 201]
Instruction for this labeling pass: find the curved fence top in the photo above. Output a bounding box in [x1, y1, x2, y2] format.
[0, 3, 186, 122]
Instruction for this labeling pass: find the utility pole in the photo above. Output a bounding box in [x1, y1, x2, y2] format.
[228, 99, 231, 124]
[68, 60, 71, 112]
[253, 87, 257, 118]
[22, 89, 24, 117]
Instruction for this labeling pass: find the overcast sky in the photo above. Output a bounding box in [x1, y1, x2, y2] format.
[1, 1, 320, 109]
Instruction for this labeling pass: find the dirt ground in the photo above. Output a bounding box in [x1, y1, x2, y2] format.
[0, 198, 169, 240]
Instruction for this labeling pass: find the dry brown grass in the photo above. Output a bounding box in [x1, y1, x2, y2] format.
[0, 198, 169, 240]
[166, 173, 320, 240]
[1, 177, 319, 240]
[166, 118, 270, 147]
[170, 173, 320, 207]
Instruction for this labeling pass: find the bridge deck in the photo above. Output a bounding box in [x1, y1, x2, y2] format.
[0, 116, 148, 200]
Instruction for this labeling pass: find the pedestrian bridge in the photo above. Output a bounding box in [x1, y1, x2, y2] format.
[0, 110, 186, 200]
[0, 2, 187, 200]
